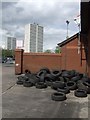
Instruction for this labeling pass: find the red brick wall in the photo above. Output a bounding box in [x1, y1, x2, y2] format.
[15, 51, 62, 74]
[61, 37, 86, 73]
[23, 53, 62, 73]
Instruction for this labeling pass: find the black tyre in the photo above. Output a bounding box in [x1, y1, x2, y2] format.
[71, 76, 81, 82]
[44, 73, 56, 81]
[51, 70, 61, 77]
[59, 77, 65, 82]
[16, 80, 23, 85]
[35, 82, 47, 89]
[51, 81, 65, 90]
[74, 89, 87, 97]
[44, 74, 53, 86]
[51, 92, 67, 101]
[61, 70, 69, 77]
[77, 82, 88, 92]
[66, 81, 77, 90]
[61, 73, 70, 78]
[17, 75, 27, 85]
[36, 71, 45, 78]
[45, 81, 52, 86]
[57, 87, 70, 94]
[17, 75, 27, 81]
[69, 70, 76, 77]
[79, 73, 84, 79]
[83, 81, 90, 87]
[63, 77, 70, 83]
[81, 77, 89, 82]
[39, 67, 50, 74]
[29, 77, 40, 85]
[23, 80, 33, 87]
[39, 73, 45, 82]
[25, 73, 32, 78]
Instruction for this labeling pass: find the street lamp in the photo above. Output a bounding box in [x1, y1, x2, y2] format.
[64, 20, 69, 69]
[66, 20, 70, 39]
[74, 18, 81, 54]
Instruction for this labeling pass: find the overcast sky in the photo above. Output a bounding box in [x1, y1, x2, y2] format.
[1, 0, 80, 51]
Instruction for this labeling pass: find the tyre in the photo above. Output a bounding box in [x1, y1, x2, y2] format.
[44, 74, 53, 86]
[16, 80, 23, 85]
[66, 81, 77, 90]
[79, 73, 84, 79]
[59, 77, 65, 82]
[57, 87, 70, 94]
[45, 81, 52, 86]
[61, 73, 70, 78]
[29, 77, 40, 85]
[63, 77, 70, 83]
[71, 76, 81, 82]
[35, 82, 47, 89]
[51, 81, 65, 90]
[17, 75, 26, 85]
[36, 70, 47, 79]
[51, 70, 61, 77]
[83, 81, 90, 87]
[81, 77, 89, 82]
[77, 82, 88, 92]
[51, 92, 67, 101]
[74, 89, 87, 97]
[17, 75, 27, 81]
[69, 70, 76, 77]
[23, 80, 33, 87]
[45, 77, 53, 86]
[39, 67, 50, 74]
[44, 73, 56, 81]
[39, 73, 45, 82]
[25, 73, 32, 78]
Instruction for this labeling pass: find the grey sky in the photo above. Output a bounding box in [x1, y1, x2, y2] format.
[1, 0, 80, 50]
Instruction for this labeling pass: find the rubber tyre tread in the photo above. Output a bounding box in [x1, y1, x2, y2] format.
[66, 81, 77, 90]
[74, 89, 87, 97]
[51, 92, 67, 101]
[35, 82, 47, 89]
[57, 87, 70, 94]
[23, 81, 33, 87]
[16, 80, 23, 85]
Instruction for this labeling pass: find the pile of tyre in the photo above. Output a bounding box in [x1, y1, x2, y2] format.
[16, 68, 90, 101]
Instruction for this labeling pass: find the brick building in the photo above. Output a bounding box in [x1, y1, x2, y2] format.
[58, 33, 86, 74]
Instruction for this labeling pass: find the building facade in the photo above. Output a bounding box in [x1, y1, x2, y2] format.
[4, 36, 16, 50]
[24, 23, 43, 52]
[58, 33, 86, 74]
[16, 40, 24, 49]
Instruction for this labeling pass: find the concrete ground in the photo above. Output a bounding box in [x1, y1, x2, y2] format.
[2, 63, 89, 118]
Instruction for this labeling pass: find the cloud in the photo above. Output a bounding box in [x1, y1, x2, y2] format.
[1, 0, 80, 50]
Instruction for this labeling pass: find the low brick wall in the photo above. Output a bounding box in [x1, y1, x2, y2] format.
[15, 50, 62, 74]
[23, 53, 62, 73]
